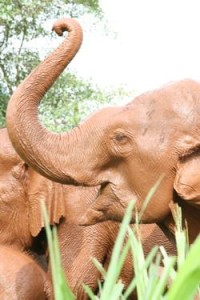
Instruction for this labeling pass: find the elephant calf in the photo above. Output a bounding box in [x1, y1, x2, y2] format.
[0, 128, 176, 299]
[0, 246, 50, 300]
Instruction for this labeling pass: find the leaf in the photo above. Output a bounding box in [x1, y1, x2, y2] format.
[165, 237, 200, 300]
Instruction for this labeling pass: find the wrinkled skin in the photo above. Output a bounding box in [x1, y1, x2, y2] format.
[6, 18, 200, 243]
[0, 128, 176, 299]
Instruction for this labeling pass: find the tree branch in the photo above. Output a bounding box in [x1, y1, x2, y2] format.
[0, 25, 10, 50]
[15, 26, 26, 84]
[0, 62, 13, 95]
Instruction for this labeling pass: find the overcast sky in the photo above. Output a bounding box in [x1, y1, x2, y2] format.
[69, 0, 200, 94]
[35, 0, 200, 99]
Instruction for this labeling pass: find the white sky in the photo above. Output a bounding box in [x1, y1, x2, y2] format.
[69, 0, 200, 94]
[30, 0, 200, 98]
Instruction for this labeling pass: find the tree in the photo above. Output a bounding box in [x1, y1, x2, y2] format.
[39, 72, 130, 131]
[0, 0, 102, 127]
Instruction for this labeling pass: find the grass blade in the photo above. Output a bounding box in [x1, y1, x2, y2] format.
[166, 237, 200, 300]
[41, 201, 75, 300]
[100, 200, 135, 300]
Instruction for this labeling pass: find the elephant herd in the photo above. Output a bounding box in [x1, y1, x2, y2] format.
[0, 128, 175, 299]
[1, 17, 200, 299]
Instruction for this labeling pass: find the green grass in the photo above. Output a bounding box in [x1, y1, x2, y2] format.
[41, 199, 200, 300]
[41, 202, 75, 300]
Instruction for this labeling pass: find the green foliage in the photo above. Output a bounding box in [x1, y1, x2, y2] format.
[42, 196, 200, 300]
[166, 237, 200, 300]
[39, 72, 128, 131]
[0, 0, 102, 127]
[94, 201, 135, 300]
[41, 201, 75, 300]
[0, 83, 8, 127]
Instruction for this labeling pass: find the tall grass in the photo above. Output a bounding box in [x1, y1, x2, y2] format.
[41, 199, 200, 300]
[41, 202, 75, 300]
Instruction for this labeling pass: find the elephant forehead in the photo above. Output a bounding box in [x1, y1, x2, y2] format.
[85, 106, 130, 133]
[127, 102, 200, 160]
[130, 79, 200, 122]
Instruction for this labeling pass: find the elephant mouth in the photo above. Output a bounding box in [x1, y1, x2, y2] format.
[66, 174, 111, 190]
[97, 181, 113, 196]
[99, 181, 110, 190]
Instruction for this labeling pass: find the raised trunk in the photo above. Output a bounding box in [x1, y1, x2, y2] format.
[6, 18, 87, 183]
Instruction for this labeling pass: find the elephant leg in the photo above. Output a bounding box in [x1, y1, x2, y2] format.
[55, 222, 109, 300]
[55, 222, 176, 300]
[55, 218, 133, 299]
[0, 245, 52, 300]
[54, 225, 167, 298]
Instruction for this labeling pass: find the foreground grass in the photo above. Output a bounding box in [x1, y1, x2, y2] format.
[41, 200, 200, 300]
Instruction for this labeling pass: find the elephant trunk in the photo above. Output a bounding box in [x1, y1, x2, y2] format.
[6, 18, 87, 184]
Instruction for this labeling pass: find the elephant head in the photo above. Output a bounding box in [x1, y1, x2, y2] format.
[0, 127, 131, 298]
[0, 128, 177, 299]
[6, 19, 200, 241]
[0, 128, 65, 249]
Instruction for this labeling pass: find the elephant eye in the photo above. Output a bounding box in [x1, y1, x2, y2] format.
[114, 132, 129, 144]
[111, 131, 133, 157]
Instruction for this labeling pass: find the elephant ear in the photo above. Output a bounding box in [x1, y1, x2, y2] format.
[27, 169, 66, 237]
[174, 155, 200, 208]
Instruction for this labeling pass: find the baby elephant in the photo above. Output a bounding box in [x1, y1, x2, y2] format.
[0, 128, 176, 299]
[0, 246, 50, 299]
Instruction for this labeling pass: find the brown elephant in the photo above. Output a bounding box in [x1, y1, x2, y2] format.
[0, 128, 176, 299]
[6, 18, 200, 243]
[0, 246, 50, 299]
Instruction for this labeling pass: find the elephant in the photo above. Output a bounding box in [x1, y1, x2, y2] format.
[0, 127, 176, 299]
[0, 245, 50, 300]
[6, 18, 200, 244]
